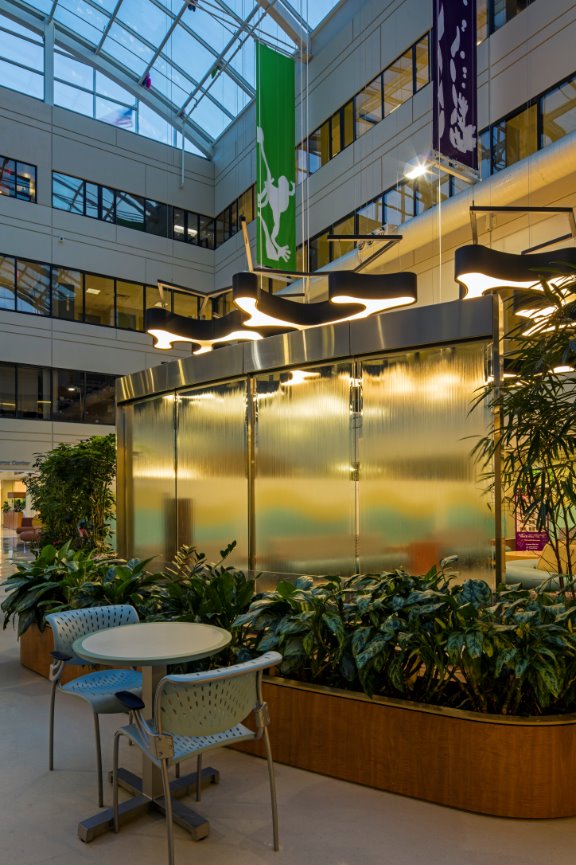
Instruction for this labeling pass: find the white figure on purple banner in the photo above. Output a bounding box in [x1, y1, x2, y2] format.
[256, 126, 295, 263]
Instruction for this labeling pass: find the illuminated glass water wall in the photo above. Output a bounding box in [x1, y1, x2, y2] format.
[177, 381, 249, 569]
[120, 337, 492, 583]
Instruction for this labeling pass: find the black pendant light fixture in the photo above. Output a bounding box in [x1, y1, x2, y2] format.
[145, 307, 262, 353]
[455, 244, 576, 299]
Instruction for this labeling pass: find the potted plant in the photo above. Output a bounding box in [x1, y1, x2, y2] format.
[473, 282, 576, 582]
[230, 568, 576, 818]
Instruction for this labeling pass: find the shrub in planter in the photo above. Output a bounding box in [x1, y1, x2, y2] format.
[233, 568, 576, 716]
[0, 542, 159, 636]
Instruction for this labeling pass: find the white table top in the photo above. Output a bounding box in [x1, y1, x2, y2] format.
[73, 621, 231, 667]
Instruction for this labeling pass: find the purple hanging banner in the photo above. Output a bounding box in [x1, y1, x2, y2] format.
[433, 0, 478, 170]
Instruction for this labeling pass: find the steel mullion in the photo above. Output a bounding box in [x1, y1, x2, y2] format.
[95, 0, 123, 53]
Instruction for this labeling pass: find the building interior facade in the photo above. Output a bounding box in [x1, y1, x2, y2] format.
[2, 3, 576, 864]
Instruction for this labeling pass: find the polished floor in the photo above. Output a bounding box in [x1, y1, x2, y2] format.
[3, 555, 576, 865]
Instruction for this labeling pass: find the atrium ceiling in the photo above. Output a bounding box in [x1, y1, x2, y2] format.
[0, 0, 343, 156]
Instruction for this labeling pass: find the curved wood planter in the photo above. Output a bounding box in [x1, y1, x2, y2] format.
[236, 677, 576, 819]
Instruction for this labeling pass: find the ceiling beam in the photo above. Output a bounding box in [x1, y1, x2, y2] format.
[255, 0, 309, 57]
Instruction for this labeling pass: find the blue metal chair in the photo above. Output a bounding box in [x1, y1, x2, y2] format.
[113, 651, 282, 865]
[46, 605, 142, 807]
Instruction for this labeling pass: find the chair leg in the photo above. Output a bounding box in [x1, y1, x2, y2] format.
[113, 731, 121, 833]
[160, 757, 175, 865]
[195, 753, 202, 801]
[48, 681, 57, 771]
[93, 713, 104, 808]
[263, 729, 279, 851]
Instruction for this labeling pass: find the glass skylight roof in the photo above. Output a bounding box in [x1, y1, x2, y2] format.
[0, 0, 343, 156]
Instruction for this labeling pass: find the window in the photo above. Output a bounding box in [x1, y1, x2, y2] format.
[355, 75, 383, 138]
[198, 215, 215, 249]
[54, 369, 83, 422]
[477, 0, 489, 43]
[53, 173, 84, 213]
[17, 365, 50, 419]
[116, 280, 144, 330]
[173, 291, 199, 319]
[415, 174, 449, 216]
[0, 364, 16, 416]
[0, 157, 36, 202]
[414, 35, 430, 93]
[357, 198, 383, 234]
[492, 0, 534, 32]
[84, 372, 115, 424]
[238, 186, 255, 223]
[491, 104, 537, 172]
[0, 255, 15, 310]
[52, 267, 83, 321]
[84, 274, 114, 326]
[146, 284, 173, 314]
[145, 199, 168, 237]
[16, 259, 50, 315]
[0, 158, 15, 197]
[309, 231, 330, 271]
[479, 128, 491, 179]
[384, 49, 413, 116]
[541, 77, 576, 147]
[116, 191, 145, 230]
[331, 214, 355, 260]
[210, 292, 233, 318]
[384, 184, 415, 225]
[308, 123, 330, 173]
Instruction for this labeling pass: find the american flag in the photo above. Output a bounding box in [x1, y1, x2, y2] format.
[104, 106, 135, 128]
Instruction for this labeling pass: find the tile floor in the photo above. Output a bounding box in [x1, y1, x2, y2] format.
[2, 549, 576, 865]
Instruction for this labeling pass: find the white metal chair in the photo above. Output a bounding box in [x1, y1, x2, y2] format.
[45, 604, 142, 807]
[113, 651, 282, 865]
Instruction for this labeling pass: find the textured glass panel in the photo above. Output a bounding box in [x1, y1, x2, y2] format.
[131, 395, 176, 565]
[358, 342, 493, 582]
[254, 364, 356, 575]
[177, 382, 248, 568]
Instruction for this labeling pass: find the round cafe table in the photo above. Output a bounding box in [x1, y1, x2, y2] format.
[72, 621, 231, 844]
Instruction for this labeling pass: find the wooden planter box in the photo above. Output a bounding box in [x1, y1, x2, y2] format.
[236, 677, 576, 819]
[19, 623, 107, 684]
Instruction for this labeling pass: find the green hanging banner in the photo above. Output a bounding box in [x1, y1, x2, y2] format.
[256, 43, 296, 271]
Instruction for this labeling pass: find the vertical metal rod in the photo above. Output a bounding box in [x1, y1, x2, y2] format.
[44, 22, 54, 106]
[492, 293, 506, 585]
[246, 378, 256, 573]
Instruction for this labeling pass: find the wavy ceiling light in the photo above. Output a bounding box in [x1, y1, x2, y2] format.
[455, 245, 576, 299]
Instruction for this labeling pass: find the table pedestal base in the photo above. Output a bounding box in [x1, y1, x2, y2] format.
[78, 764, 220, 843]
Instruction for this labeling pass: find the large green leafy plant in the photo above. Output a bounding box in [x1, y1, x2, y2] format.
[0, 542, 156, 636]
[25, 434, 116, 550]
[233, 568, 576, 716]
[472, 281, 576, 579]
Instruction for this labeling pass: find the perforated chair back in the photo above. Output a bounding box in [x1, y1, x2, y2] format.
[46, 605, 139, 665]
[156, 652, 281, 737]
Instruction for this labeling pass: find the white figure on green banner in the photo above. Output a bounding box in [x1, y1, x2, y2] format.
[257, 126, 295, 263]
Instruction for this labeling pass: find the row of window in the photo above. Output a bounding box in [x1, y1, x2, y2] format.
[0, 156, 37, 202]
[0, 255, 233, 329]
[0, 363, 116, 425]
[52, 172, 255, 250]
[297, 34, 430, 181]
[301, 70, 576, 270]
